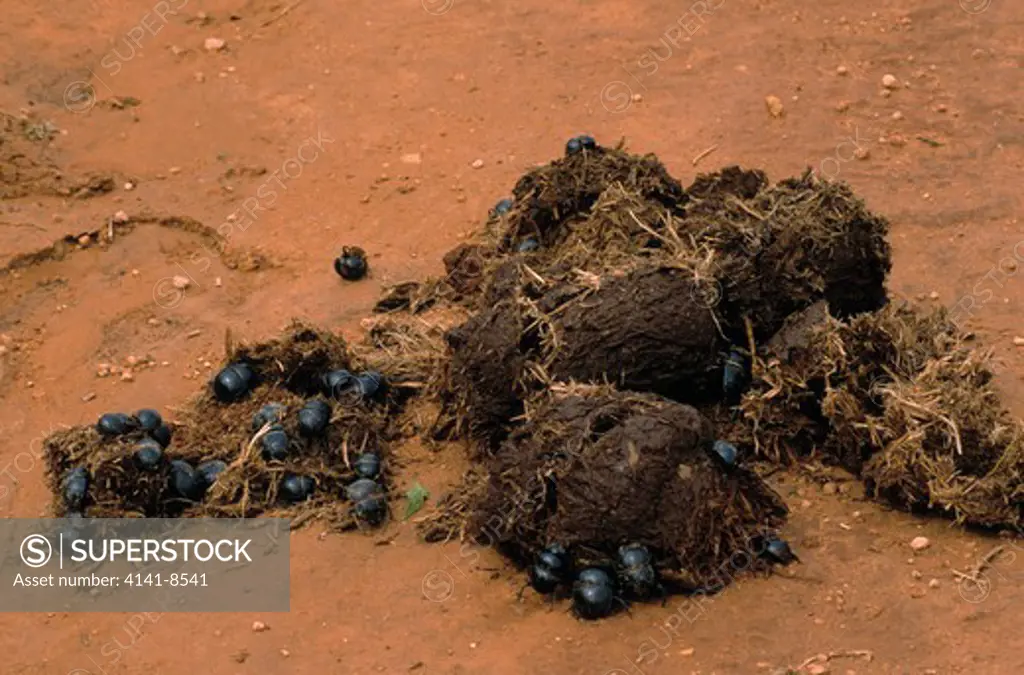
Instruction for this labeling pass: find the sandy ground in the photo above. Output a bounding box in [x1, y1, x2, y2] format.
[0, 0, 1023, 673]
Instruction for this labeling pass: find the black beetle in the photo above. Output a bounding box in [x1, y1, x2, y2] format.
[62, 467, 90, 511]
[722, 347, 748, 404]
[712, 439, 738, 468]
[565, 137, 583, 156]
[354, 371, 385, 400]
[617, 543, 659, 600]
[346, 478, 387, 526]
[212, 362, 254, 403]
[528, 543, 572, 595]
[297, 399, 332, 437]
[261, 425, 289, 461]
[334, 246, 368, 281]
[492, 198, 514, 216]
[572, 568, 616, 620]
[252, 403, 285, 431]
[134, 409, 163, 432]
[764, 537, 798, 565]
[96, 412, 136, 437]
[353, 452, 381, 480]
[578, 135, 597, 150]
[150, 424, 173, 448]
[133, 439, 164, 471]
[169, 460, 206, 501]
[321, 370, 355, 398]
[196, 460, 228, 487]
[517, 238, 540, 253]
[280, 474, 315, 503]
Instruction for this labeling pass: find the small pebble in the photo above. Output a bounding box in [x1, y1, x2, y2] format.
[252, 620, 268, 632]
[169, 167, 182, 175]
[81, 392, 96, 402]
[631, 92, 643, 102]
[679, 647, 695, 657]
[928, 578, 940, 589]
[1012, 337, 1024, 347]
[836, 65, 848, 76]
[121, 370, 134, 382]
[910, 536, 930, 552]
[214, 277, 222, 287]
[911, 570, 923, 579]
[172, 275, 190, 290]
[401, 153, 423, 165]
[124, 182, 134, 191]
[470, 159, 484, 169]
[807, 665, 830, 675]
[882, 74, 898, 88]
[891, 111, 904, 120]
[929, 291, 940, 300]
[113, 210, 129, 224]
[204, 37, 226, 51]
[765, 95, 785, 118]
[854, 148, 870, 160]
[280, 649, 290, 658]
[822, 482, 838, 496]
[935, 103, 948, 113]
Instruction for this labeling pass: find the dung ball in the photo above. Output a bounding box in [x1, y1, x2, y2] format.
[353, 452, 381, 480]
[252, 403, 284, 432]
[96, 412, 136, 437]
[261, 426, 290, 461]
[212, 362, 254, 403]
[62, 467, 90, 511]
[134, 409, 163, 432]
[334, 246, 368, 281]
[133, 439, 164, 471]
[297, 399, 332, 437]
[280, 474, 315, 503]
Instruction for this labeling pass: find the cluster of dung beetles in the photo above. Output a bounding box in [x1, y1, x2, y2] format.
[59, 361, 390, 527]
[525, 536, 796, 620]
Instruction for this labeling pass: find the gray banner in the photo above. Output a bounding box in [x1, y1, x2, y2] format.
[0, 518, 289, 612]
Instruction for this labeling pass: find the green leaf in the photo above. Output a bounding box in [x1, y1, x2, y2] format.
[404, 482, 430, 520]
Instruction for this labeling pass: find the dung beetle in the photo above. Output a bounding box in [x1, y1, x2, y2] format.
[133, 439, 164, 471]
[617, 543, 660, 600]
[346, 478, 387, 526]
[528, 543, 572, 595]
[169, 460, 206, 501]
[517, 238, 540, 253]
[712, 440, 739, 469]
[212, 362, 254, 403]
[565, 136, 583, 156]
[572, 568, 616, 620]
[492, 198, 514, 216]
[261, 425, 289, 461]
[353, 452, 381, 480]
[578, 135, 597, 150]
[96, 412, 136, 437]
[252, 403, 285, 432]
[764, 537, 798, 565]
[334, 246, 368, 281]
[297, 399, 332, 437]
[722, 347, 749, 404]
[321, 370, 355, 398]
[62, 467, 90, 511]
[150, 423, 173, 448]
[354, 371, 385, 400]
[196, 460, 228, 487]
[280, 474, 315, 503]
[134, 409, 163, 432]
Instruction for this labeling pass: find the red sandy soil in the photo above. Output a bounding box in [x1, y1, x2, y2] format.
[1, 0, 1023, 673]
